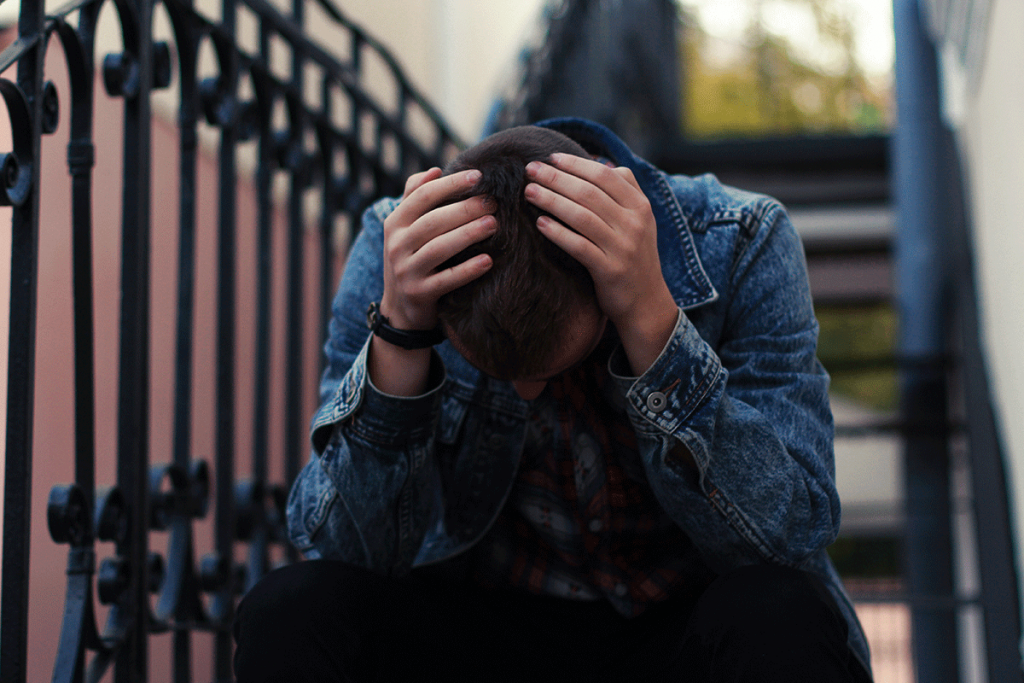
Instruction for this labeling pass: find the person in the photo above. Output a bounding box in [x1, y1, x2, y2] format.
[233, 119, 874, 682]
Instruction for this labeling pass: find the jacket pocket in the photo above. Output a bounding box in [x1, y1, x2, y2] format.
[286, 457, 339, 553]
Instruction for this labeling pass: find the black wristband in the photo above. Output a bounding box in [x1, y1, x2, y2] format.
[366, 302, 446, 350]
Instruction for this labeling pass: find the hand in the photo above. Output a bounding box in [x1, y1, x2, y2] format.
[524, 154, 678, 373]
[380, 167, 496, 331]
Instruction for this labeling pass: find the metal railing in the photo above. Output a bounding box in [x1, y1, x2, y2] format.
[0, 0, 460, 680]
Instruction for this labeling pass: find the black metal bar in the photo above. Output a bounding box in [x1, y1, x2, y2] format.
[172, 39, 199, 491]
[66, 34, 96, 492]
[169, 11, 200, 683]
[114, 0, 154, 676]
[240, 16, 276, 595]
[0, 0, 45, 681]
[283, 0, 306, 516]
[846, 592, 981, 608]
[802, 235, 892, 258]
[213, 2, 240, 679]
[834, 419, 963, 439]
[317, 80, 337, 363]
[810, 295, 894, 309]
[654, 134, 890, 176]
[50, 10, 103, 683]
[820, 353, 951, 374]
[283, 149, 305, 504]
[251, 74, 272, 488]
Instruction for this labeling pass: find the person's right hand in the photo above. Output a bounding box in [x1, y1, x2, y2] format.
[379, 167, 496, 332]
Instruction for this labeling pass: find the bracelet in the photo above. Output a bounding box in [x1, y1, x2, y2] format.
[366, 302, 446, 350]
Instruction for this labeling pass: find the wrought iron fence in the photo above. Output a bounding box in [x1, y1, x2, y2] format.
[0, 0, 460, 680]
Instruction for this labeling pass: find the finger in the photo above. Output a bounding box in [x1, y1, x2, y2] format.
[403, 167, 442, 199]
[524, 180, 614, 250]
[535, 214, 605, 271]
[613, 165, 643, 194]
[526, 160, 620, 216]
[405, 195, 495, 253]
[544, 153, 644, 208]
[421, 251, 493, 301]
[412, 213, 497, 272]
[392, 169, 482, 226]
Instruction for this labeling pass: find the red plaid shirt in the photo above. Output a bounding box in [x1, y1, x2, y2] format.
[470, 338, 695, 617]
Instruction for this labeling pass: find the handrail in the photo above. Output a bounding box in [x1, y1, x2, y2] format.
[0, 0, 460, 680]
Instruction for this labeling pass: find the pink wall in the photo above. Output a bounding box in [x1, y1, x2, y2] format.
[1, 27, 337, 681]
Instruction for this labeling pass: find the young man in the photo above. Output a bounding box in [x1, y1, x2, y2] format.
[233, 120, 873, 682]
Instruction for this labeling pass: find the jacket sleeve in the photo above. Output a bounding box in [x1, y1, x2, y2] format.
[285, 198, 443, 574]
[615, 201, 838, 571]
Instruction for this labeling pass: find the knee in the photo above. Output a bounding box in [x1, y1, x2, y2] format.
[234, 560, 385, 682]
[688, 564, 847, 644]
[680, 565, 862, 682]
[237, 561, 330, 630]
[234, 562, 337, 681]
[236, 559, 383, 633]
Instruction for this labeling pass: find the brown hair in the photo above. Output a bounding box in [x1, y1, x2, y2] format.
[437, 126, 597, 379]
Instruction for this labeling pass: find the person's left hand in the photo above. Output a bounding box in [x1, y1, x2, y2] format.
[524, 153, 678, 374]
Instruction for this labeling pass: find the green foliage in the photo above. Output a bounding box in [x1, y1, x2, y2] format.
[678, 0, 891, 139]
[816, 304, 899, 413]
[676, 1, 897, 409]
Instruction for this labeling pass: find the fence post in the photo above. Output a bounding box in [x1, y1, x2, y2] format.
[892, 0, 958, 680]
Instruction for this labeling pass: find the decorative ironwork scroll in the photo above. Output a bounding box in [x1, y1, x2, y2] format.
[0, 0, 460, 680]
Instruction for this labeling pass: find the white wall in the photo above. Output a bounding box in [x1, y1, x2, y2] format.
[953, 0, 1024, 638]
[314, 0, 546, 142]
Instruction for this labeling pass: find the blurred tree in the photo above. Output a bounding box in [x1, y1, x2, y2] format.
[679, 0, 890, 139]
[817, 305, 899, 412]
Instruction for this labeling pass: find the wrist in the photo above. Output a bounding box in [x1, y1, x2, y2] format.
[613, 289, 679, 376]
[368, 336, 433, 397]
[367, 301, 445, 350]
[379, 294, 437, 332]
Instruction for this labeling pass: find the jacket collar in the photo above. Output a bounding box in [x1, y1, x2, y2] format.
[536, 117, 718, 310]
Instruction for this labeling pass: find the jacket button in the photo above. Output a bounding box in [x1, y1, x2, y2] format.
[646, 391, 667, 413]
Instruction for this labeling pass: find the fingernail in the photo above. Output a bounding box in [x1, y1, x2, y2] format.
[525, 161, 541, 176]
[549, 153, 564, 164]
[465, 170, 481, 183]
[524, 183, 538, 199]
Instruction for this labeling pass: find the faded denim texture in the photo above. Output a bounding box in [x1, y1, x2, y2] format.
[287, 118, 871, 671]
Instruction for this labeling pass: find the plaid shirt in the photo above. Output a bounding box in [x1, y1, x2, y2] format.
[470, 337, 695, 617]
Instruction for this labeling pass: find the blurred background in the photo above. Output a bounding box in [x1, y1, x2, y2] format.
[0, 0, 1020, 681]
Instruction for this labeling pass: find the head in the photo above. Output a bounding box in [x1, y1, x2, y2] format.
[437, 126, 605, 396]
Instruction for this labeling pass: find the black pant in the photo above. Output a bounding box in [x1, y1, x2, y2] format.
[233, 560, 873, 682]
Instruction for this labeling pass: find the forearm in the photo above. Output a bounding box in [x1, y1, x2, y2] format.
[368, 336, 433, 397]
[614, 284, 680, 378]
[663, 385, 839, 567]
[613, 312, 838, 567]
[292, 374, 444, 570]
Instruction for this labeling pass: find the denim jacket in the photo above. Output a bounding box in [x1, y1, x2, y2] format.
[287, 118, 870, 671]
